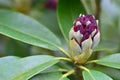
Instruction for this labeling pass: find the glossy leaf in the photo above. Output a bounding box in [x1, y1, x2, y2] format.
[57, 0, 86, 41]
[31, 72, 69, 80]
[0, 55, 59, 80]
[5, 39, 31, 57]
[81, 0, 96, 15]
[83, 70, 113, 80]
[31, 65, 69, 80]
[95, 53, 120, 69]
[40, 65, 59, 73]
[31, 10, 62, 37]
[0, 10, 61, 51]
[94, 66, 120, 80]
[0, 56, 20, 65]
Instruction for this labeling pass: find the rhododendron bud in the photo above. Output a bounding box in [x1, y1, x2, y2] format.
[68, 14, 100, 64]
[45, 0, 58, 10]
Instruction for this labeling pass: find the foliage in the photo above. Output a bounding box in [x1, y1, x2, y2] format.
[0, 0, 120, 80]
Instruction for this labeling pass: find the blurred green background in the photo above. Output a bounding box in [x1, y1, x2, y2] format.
[0, 0, 120, 58]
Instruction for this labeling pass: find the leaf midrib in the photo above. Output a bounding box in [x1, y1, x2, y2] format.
[11, 59, 58, 80]
[84, 70, 96, 80]
[97, 61, 120, 65]
[0, 22, 58, 48]
[97, 60, 120, 63]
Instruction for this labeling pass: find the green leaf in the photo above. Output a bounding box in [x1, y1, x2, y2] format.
[30, 65, 69, 80]
[0, 56, 20, 65]
[5, 39, 31, 57]
[57, 0, 86, 41]
[0, 10, 61, 51]
[40, 65, 59, 73]
[0, 55, 59, 80]
[81, 0, 96, 15]
[95, 53, 120, 69]
[83, 70, 113, 80]
[94, 66, 120, 80]
[30, 9, 62, 37]
[31, 72, 69, 80]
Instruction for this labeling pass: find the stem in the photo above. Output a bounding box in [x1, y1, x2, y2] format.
[86, 60, 98, 64]
[56, 57, 72, 62]
[57, 46, 71, 58]
[78, 66, 89, 72]
[58, 68, 68, 72]
[59, 69, 75, 80]
[74, 66, 83, 80]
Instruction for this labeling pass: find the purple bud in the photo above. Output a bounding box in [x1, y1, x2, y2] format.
[45, 0, 58, 10]
[69, 14, 100, 53]
[69, 14, 100, 64]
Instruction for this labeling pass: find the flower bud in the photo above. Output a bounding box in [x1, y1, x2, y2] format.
[45, 0, 58, 10]
[68, 14, 100, 64]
